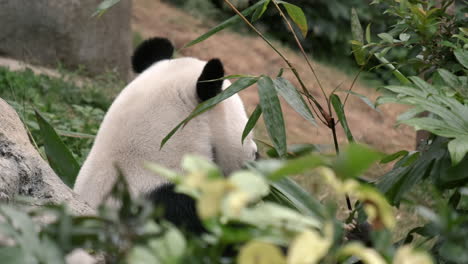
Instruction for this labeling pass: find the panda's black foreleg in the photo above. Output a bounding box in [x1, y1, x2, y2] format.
[147, 183, 207, 235]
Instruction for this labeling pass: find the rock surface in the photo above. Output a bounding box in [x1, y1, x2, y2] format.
[0, 0, 132, 80]
[0, 98, 93, 215]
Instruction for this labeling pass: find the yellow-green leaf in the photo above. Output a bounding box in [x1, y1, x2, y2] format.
[287, 225, 333, 264]
[393, 245, 434, 264]
[339, 243, 386, 264]
[279, 2, 308, 38]
[365, 23, 372, 44]
[238, 241, 286, 264]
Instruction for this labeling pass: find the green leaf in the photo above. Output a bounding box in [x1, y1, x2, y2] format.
[0, 205, 42, 261]
[268, 154, 328, 181]
[92, 0, 121, 17]
[279, 2, 308, 38]
[454, 49, 468, 69]
[408, 76, 438, 94]
[264, 143, 318, 158]
[365, 23, 372, 44]
[0, 247, 30, 264]
[401, 117, 463, 138]
[375, 95, 400, 106]
[334, 143, 382, 179]
[373, 53, 411, 84]
[350, 8, 364, 43]
[161, 77, 258, 148]
[380, 150, 409, 164]
[127, 246, 159, 263]
[273, 77, 316, 125]
[338, 90, 380, 112]
[397, 97, 467, 130]
[258, 76, 287, 157]
[198, 74, 257, 82]
[238, 201, 321, 230]
[251, 0, 270, 22]
[182, 0, 267, 49]
[377, 137, 455, 204]
[242, 105, 262, 143]
[40, 236, 64, 264]
[440, 41, 457, 49]
[350, 9, 366, 65]
[148, 228, 186, 261]
[382, 85, 427, 98]
[330, 94, 354, 142]
[378, 33, 394, 43]
[396, 107, 425, 123]
[448, 136, 468, 165]
[399, 33, 411, 42]
[351, 42, 366, 66]
[270, 178, 325, 219]
[35, 110, 79, 187]
[438, 69, 461, 89]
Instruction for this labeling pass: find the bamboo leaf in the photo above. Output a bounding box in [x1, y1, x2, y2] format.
[273, 77, 316, 125]
[251, 0, 271, 22]
[268, 154, 328, 181]
[93, 0, 121, 17]
[330, 94, 354, 142]
[334, 143, 382, 179]
[182, 0, 267, 49]
[161, 77, 258, 148]
[35, 110, 80, 187]
[339, 90, 380, 112]
[380, 150, 409, 164]
[278, 2, 308, 38]
[351, 8, 364, 43]
[242, 105, 262, 143]
[270, 178, 325, 219]
[350, 8, 366, 65]
[258, 75, 287, 157]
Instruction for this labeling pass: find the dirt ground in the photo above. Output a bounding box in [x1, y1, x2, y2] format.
[132, 0, 415, 156]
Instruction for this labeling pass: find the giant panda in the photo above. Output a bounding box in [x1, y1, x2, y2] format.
[74, 37, 258, 233]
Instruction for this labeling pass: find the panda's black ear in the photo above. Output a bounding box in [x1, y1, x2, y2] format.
[197, 59, 224, 102]
[132, 37, 174, 73]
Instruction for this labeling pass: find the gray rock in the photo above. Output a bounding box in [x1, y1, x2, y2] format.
[0, 97, 93, 215]
[0, 0, 132, 80]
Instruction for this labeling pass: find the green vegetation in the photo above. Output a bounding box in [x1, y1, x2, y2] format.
[0, 0, 467, 263]
[0, 67, 116, 164]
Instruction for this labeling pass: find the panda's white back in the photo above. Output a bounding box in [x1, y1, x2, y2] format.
[73, 38, 256, 208]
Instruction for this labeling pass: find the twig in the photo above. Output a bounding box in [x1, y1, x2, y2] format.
[222, 0, 330, 122]
[271, 0, 328, 107]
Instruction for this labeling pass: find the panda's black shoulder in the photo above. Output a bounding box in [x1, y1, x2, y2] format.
[147, 183, 206, 235]
[132, 37, 174, 74]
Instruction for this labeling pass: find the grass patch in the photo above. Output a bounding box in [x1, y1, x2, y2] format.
[0, 66, 120, 165]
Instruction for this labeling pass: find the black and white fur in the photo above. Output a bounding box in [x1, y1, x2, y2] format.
[74, 38, 257, 232]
